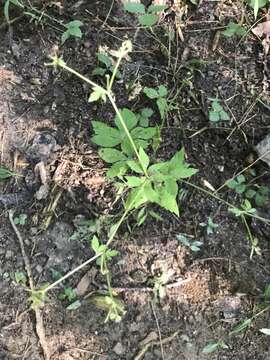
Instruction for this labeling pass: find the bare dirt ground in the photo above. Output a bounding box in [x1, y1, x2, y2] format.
[0, 0, 270, 359]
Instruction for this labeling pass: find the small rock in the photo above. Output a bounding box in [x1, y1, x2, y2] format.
[113, 342, 125, 356]
[36, 265, 43, 274]
[5, 250, 14, 260]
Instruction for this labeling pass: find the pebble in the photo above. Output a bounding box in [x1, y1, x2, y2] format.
[5, 250, 14, 260]
[36, 265, 43, 274]
[113, 342, 125, 356]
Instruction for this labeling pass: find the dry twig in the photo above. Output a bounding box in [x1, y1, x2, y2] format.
[9, 210, 50, 360]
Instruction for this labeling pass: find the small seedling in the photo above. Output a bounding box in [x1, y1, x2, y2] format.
[61, 20, 83, 44]
[124, 3, 167, 27]
[229, 199, 256, 217]
[91, 236, 118, 275]
[58, 287, 77, 302]
[222, 22, 246, 37]
[149, 273, 167, 301]
[209, 98, 230, 122]
[91, 294, 126, 322]
[0, 166, 17, 180]
[14, 214, 27, 226]
[200, 217, 218, 235]
[202, 340, 229, 354]
[14, 271, 27, 286]
[144, 85, 170, 120]
[227, 175, 246, 194]
[246, 185, 269, 207]
[176, 233, 203, 252]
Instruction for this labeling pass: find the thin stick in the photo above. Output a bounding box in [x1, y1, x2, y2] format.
[9, 210, 50, 360]
[134, 331, 179, 360]
[151, 302, 165, 360]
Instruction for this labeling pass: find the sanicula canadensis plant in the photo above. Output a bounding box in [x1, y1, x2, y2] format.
[30, 40, 198, 322]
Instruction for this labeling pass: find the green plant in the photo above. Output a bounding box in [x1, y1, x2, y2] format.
[246, 185, 269, 207]
[0, 166, 17, 180]
[124, 3, 167, 27]
[91, 108, 157, 177]
[43, 40, 198, 322]
[149, 273, 167, 301]
[228, 174, 269, 207]
[247, 0, 267, 19]
[61, 20, 83, 44]
[91, 294, 126, 322]
[199, 217, 218, 235]
[229, 199, 256, 217]
[222, 22, 246, 37]
[92, 52, 121, 79]
[227, 174, 247, 194]
[209, 98, 230, 122]
[144, 85, 170, 121]
[14, 271, 27, 285]
[14, 213, 27, 226]
[91, 235, 119, 275]
[58, 287, 77, 302]
[176, 233, 203, 252]
[202, 340, 229, 354]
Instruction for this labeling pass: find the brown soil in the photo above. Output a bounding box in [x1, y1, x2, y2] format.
[0, 0, 270, 359]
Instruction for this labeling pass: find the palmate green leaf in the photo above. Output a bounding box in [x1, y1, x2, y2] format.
[91, 121, 121, 147]
[139, 14, 158, 26]
[124, 2, 145, 14]
[115, 108, 138, 132]
[98, 148, 127, 163]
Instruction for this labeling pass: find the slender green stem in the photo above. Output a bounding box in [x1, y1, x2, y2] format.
[108, 55, 121, 91]
[52, 57, 148, 178]
[44, 252, 101, 294]
[107, 93, 149, 177]
[182, 180, 270, 225]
